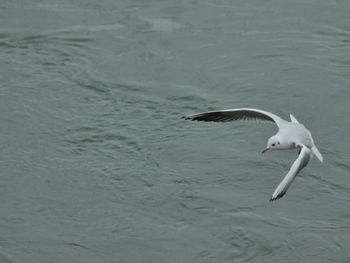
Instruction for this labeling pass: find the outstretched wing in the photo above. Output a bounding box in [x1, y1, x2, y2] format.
[270, 146, 311, 201]
[182, 108, 284, 128]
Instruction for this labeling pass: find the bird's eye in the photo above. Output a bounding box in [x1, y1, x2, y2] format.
[271, 143, 275, 146]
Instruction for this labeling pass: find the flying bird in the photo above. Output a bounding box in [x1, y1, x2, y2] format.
[182, 108, 323, 201]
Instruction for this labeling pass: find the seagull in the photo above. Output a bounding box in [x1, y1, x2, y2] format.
[182, 108, 323, 201]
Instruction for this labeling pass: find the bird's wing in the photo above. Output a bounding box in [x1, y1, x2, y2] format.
[289, 114, 299, 123]
[311, 145, 323, 163]
[183, 108, 284, 128]
[270, 146, 311, 201]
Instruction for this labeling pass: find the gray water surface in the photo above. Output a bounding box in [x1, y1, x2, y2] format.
[1, 1, 350, 262]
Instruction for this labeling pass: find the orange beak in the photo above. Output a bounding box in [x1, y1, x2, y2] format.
[261, 147, 270, 154]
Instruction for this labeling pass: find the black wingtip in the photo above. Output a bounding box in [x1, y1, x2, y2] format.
[182, 115, 199, 121]
[269, 192, 286, 202]
[270, 197, 279, 202]
[182, 115, 192, 120]
[269, 197, 280, 202]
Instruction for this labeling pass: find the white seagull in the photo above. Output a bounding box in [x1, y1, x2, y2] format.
[182, 108, 323, 201]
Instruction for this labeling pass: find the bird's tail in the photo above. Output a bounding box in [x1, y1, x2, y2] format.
[311, 145, 323, 162]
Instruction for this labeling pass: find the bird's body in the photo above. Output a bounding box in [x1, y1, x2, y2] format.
[183, 108, 323, 201]
[277, 122, 312, 149]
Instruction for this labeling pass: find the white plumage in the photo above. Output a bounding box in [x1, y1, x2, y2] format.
[183, 108, 323, 201]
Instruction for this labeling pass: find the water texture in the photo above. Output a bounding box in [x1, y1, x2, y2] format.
[1, 0, 350, 262]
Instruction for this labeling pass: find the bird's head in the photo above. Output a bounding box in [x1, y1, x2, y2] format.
[262, 135, 282, 153]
